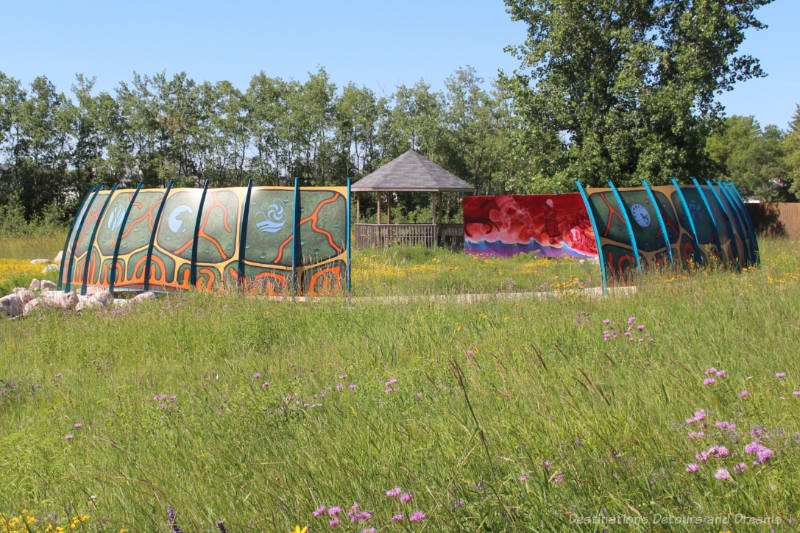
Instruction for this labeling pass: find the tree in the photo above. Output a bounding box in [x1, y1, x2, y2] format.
[706, 115, 791, 201]
[502, 0, 774, 190]
[786, 105, 800, 198]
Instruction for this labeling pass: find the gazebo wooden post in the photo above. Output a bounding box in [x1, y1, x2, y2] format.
[377, 192, 381, 224]
[356, 192, 360, 223]
[387, 193, 391, 224]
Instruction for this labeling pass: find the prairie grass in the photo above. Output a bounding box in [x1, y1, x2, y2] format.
[0, 235, 66, 261]
[0, 239, 798, 531]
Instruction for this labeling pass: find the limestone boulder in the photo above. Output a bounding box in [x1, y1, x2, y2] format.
[22, 298, 41, 316]
[75, 295, 103, 312]
[53, 250, 63, 263]
[91, 289, 113, 308]
[13, 289, 36, 304]
[39, 290, 79, 310]
[40, 280, 57, 290]
[0, 294, 23, 318]
[42, 264, 59, 273]
[30, 258, 50, 264]
[29, 279, 41, 291]
[131, 291, 156, 304]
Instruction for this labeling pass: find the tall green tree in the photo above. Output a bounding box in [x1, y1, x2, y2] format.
[705, 115, 791, 201]
[502, 0, 774, 190]
[786, 105, 800, 198]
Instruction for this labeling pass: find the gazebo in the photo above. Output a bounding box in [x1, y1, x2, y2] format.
[351, 150, 475, 248]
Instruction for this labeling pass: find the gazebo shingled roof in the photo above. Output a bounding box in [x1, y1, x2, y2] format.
[351, 150, 474, 192]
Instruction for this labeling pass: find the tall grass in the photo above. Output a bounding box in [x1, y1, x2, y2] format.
[0, 239, 798, 531]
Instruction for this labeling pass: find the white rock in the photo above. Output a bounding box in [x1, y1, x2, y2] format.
[91, 290, 113, 308]
[29, 279, 41, 291]
[112, 298, 129, 308]
[131, 291, 156, 303]
[53, 250, 63, 263]
[22, 298, 41, 316]
[0, 294, 24, 318]
[13, 289, 36, 305]
[42, 264, 59, 273]
[30, 258, 51, 264]
[75, 295, 102, 312]
[39, 290, 78, 310]
[40, 280, 57, 290]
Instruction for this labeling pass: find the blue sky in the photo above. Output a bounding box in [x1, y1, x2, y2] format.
[2, 0, 797, 129]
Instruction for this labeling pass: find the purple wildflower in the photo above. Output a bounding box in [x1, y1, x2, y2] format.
[400, 493, 412, 503]
[385, 487, 402, 498]
[313, 506, 326, 517]
[685, 463, 699, 472]
[409, 511, 426, 522]
[392, 514, 403, 521]
[714, 468, 731, 480]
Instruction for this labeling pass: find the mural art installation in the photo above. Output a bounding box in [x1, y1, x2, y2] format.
[463, 194, 598, 259]
[58, 181, 350, 297]
[464, 180, 757, 293]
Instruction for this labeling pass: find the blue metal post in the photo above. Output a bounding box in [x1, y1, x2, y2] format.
[58, 185, 97, 290]
[691, 177, 723, 264]
[670, 178, 703, 265]
[712, 180, 750, 267]
[346, 178, 351, 300]
[703, 178, 741, 267]
[109, 182, 144, 296]
[726, 180, 760, 264]
[80, 184, 119, 295]
[65, 186, 103, 293]
[237, 178, 255, 289]
[143, 181, 173, 292]
[642, 179, 674, 267]
[291, 178, 300, 297]
[575, 180, 607, 295]
[718, 181, 751, 265]
[607, 181, 642, 273]
[190, 180, 210, 288]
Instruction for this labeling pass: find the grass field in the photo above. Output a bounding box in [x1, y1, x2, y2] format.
[1, 237, 799, 532]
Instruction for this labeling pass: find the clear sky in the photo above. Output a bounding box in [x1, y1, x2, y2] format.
[2, 0, 797, 129]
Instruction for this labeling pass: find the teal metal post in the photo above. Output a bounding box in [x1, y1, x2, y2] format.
[291, 178, 300, 297]
[346, 178, 352, 300]
[575, 180, 607, 295]
[691, 177, 723, 263]
[190, 180, 210, 287]
[726, 180, 760, 264]
[642, 179, 674, 267]
[712, 180, 750, 266]
[607, 180, 642, 273]
[670, 178, 703, 265]
[700, 177, 740, 267]
[109, 182, 144, 296]
[65, 186, 103, 293]
[58, 185, 96, 290]
[237, 179, 254, 289]
[143, 181, 174, 292]
[718, 181, 751, 265]
[81, 183, 119, 295]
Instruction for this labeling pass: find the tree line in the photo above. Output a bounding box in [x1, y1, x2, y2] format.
[0, 67, 521, 223]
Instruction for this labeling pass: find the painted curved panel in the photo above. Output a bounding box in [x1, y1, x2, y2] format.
[62, 185, 349, 296]
[463, 194, 598, 258]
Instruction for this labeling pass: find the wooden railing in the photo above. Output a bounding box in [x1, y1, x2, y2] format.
[354, 223, 464, 248]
